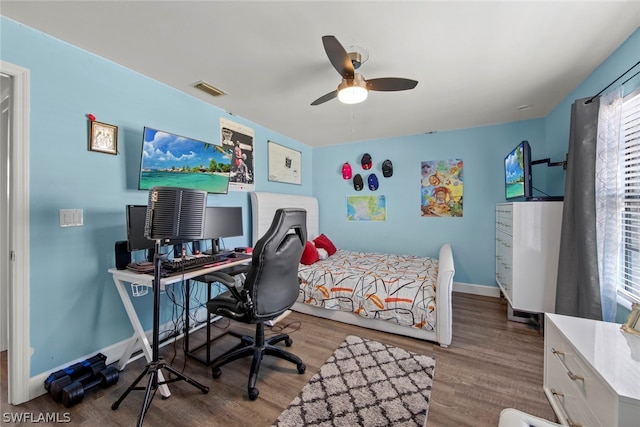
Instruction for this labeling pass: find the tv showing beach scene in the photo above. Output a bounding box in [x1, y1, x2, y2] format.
[504, 140, 531, 200]
[139, 127, 231, 194]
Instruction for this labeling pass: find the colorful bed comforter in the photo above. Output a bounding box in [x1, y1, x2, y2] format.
[297, 249, 438, 331]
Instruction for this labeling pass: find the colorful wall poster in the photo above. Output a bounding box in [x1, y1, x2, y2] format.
[347, 195, 387, 221]
[421, 159, 463, 217]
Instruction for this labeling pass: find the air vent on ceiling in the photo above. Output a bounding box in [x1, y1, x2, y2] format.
[193, 80, 227, 97]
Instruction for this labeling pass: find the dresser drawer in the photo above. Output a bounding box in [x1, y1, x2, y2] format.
[546, 352, 601, 426]
[496, 205, 513, 234]
[545, 324, 616, 426]
[546, 386, 600, 427]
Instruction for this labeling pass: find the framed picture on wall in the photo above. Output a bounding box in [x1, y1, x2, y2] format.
[268, 141, 301, 185]
[622, 303, 640, 337]
[89, 121, 118, 155]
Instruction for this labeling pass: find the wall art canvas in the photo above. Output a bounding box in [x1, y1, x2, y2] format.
[421, 159, 463, 217]
[220, 117, 255, 192]
[139, 127, 230, 194]
[347, 195, 386, 221]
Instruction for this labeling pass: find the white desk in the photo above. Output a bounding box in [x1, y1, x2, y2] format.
[109, 257, 250, 397]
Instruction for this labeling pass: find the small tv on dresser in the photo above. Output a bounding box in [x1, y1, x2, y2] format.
[504, 140, 532, 200]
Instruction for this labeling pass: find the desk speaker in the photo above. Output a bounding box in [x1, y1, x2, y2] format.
[115, 240, 131, 270]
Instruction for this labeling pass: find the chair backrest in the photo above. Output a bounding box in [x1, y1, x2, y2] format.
[244, 208, 307, 320]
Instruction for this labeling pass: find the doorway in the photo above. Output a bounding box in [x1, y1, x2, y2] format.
[1, 61, 31, 405]
[1, 74, 9, 353]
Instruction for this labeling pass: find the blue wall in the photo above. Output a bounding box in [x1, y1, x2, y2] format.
[2, 16, 638, 376]
[544, 29, 640, 196]
[312, 119, 545, 286]
[1, 18, 312, 375]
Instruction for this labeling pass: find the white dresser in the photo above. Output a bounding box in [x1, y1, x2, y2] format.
[544, 313, 640, 426]
[495, 201, 563, 314]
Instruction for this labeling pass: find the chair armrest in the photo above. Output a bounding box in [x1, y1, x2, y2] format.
[202, 272, 248, 305]
[202, 272, 235, 287]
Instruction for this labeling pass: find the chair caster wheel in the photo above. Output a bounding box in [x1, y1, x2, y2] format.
[297, 363, 306, 374]
[212, 368, 222, 379]
[248, 387, 259, 401]
[284, 338, 293, 347]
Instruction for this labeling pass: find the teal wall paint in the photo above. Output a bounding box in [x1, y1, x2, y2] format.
[1, 18, 312, 375]
[312, 119, 545, 286]
[544, 29, 640, 196]
[2, 16, 638, 377]
[543, 28, 640, 320]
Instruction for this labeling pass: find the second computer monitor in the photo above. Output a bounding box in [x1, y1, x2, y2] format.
[203, 206, 243, 253]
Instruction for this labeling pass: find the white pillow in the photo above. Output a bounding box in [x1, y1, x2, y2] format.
[317, 247, 329, 260]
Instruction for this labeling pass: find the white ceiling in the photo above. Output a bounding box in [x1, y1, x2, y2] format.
[2, 1, 639, 147]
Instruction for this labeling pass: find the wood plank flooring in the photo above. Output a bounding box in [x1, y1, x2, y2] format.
[1, 293, 557, 426]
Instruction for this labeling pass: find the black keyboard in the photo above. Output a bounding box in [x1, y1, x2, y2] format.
[162, 254, 223, 272]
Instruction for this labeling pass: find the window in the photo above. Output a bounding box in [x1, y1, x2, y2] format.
[620, 89, 640, 304]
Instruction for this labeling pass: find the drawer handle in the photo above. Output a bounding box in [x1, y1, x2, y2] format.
[550, 389, 583, 427]
[551, 348, 585, 382]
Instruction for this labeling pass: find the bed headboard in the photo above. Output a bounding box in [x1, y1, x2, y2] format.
[250, 192, 319, 246]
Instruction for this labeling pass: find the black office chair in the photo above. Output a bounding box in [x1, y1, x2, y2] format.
[204, 208, 307, 400]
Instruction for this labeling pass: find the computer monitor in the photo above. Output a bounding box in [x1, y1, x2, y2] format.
[203, 206, 243, 253]
[126, 205, 156, 252]
[127, 205, 243, 256]
[126, 204, 188, 261]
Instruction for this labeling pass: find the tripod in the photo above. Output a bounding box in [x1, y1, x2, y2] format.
[112, 240, 209, 426]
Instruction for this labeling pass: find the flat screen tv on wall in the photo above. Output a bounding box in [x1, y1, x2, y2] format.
[504, 140, 532, 200]
[138, 127, 231, 194]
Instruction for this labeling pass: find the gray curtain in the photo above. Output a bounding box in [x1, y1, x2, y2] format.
[555, 96, 603, 320]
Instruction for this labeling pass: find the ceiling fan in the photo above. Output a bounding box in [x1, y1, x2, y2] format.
[311, 35, 418, 106]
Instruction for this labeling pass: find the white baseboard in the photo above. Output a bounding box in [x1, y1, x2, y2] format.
[453, 281, 501, 298]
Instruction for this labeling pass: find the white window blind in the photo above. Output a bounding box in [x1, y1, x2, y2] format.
[620, 89, 640, 304]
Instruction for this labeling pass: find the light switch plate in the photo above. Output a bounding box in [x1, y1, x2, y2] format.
[59, 209, 83, 227]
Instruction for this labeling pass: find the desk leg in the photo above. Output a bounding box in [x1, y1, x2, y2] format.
[111, 276, 171, 398]
[116, 335, 138, 371]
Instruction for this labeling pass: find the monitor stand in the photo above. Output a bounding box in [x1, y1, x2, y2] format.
[146, 247, 156, 263]
[526, 196, 564, 201]
[202, 238, 221, 256]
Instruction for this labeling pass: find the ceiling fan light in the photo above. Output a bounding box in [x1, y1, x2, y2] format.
[338, 86, 368, 104]
[337, 75, 368, 104]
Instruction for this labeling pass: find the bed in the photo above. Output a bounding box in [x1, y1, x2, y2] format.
[250, 191, 455, 347]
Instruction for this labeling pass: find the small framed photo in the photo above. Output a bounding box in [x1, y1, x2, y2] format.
[89, 121, 118, 155]
[621, 303, 640, 337]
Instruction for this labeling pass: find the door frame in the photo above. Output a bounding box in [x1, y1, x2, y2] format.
[1, 61, 31, 405]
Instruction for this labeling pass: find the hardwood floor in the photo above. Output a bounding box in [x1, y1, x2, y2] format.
[1, 293, 557, 426]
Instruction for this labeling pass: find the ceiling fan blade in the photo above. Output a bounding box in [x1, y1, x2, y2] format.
[366, 77, 418, 92]
[311, 90, 338, 106]
[322, 35, 354, 79]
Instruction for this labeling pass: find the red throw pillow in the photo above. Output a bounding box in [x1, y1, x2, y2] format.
[313, 234, 337, 256]
[300, 241, 320, 265]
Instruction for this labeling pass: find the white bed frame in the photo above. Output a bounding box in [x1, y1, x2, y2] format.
[250, 191, 455, 347]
